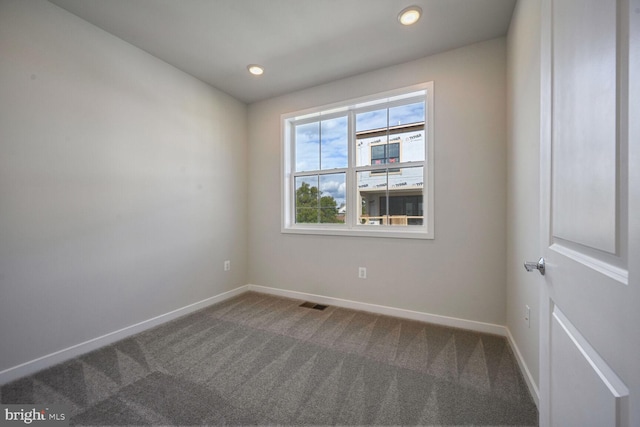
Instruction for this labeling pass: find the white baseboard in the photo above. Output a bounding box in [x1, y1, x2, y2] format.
[505, 327, 540, 407]
[0, 285, 249, 386]
[247, 284, 507, 336]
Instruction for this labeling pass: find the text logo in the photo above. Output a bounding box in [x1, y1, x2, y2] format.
[1, 405, 68, 427]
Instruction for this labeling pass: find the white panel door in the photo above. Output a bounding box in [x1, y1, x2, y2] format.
[539, 0, 639, 426]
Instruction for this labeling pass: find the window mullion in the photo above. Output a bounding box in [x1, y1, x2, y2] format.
[385, 106, 390, 225]
[289, 122, 296, 226]
[318, 120, 322, 172]
[345, 110, 354, 228]
[316, 175, 321, 224]
[317, 122, 322, 223]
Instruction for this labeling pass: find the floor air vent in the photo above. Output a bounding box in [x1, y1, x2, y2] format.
[299, 301, 328, 311]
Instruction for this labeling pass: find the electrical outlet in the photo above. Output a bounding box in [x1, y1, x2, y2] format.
[525, 305, 530, 328]
[358, 267, 367, 279]
[224, 260, 231, 271]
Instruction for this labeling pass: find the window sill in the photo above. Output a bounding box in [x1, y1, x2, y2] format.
[281, 225, 434, 240]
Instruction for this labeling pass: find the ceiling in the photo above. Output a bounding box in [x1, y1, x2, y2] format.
[47, 0, 516, 104]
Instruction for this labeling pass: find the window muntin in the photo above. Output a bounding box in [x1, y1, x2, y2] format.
[283, 83, 434, 239]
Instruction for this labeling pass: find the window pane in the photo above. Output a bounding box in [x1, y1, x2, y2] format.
[357, 135, 387, 166]
[319, 173, 346, 223]
[295, 174, 346, 224]
[295, 176, 319, 223]
[389, 102, 425, 127]
[371, 145, 386, 163]
[380, 194, 424, 226]
[358, 166, 424, 226]
[321, 116, 348, 170]
[388, 143, 400, 162]
[395, 129, 425, 162]
[355, 103, 426, 167]
[388, 166, 423, 190]
[295, 122, 319, 172]
[356, 108, 387, 133]
[357, 170, 387, 225]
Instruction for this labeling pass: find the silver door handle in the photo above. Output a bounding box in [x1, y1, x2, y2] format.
[524, 257, 545, 275]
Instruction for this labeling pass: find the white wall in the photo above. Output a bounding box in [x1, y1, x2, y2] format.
[248, 39, 507, 326]
[506, 0, 541, 399]
[0, 0, 248, 374]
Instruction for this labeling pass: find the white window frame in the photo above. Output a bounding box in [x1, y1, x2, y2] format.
[281, 82, 434, 239]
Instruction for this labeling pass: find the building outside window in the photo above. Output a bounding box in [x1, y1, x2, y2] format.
[282, 82, 434, 239]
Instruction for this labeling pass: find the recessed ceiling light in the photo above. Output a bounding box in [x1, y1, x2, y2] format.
[398, 6, 422, 26]
[247, 64, 264, 76]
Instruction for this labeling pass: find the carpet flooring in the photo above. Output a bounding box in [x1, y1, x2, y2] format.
[1, 292, 538, 426]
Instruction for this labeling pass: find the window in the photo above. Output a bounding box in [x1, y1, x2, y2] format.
[371, 142, 399, 165]
[282, 82, 434, 239]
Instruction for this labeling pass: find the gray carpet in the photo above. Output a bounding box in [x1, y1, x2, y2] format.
[1, 292, 538, 426]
